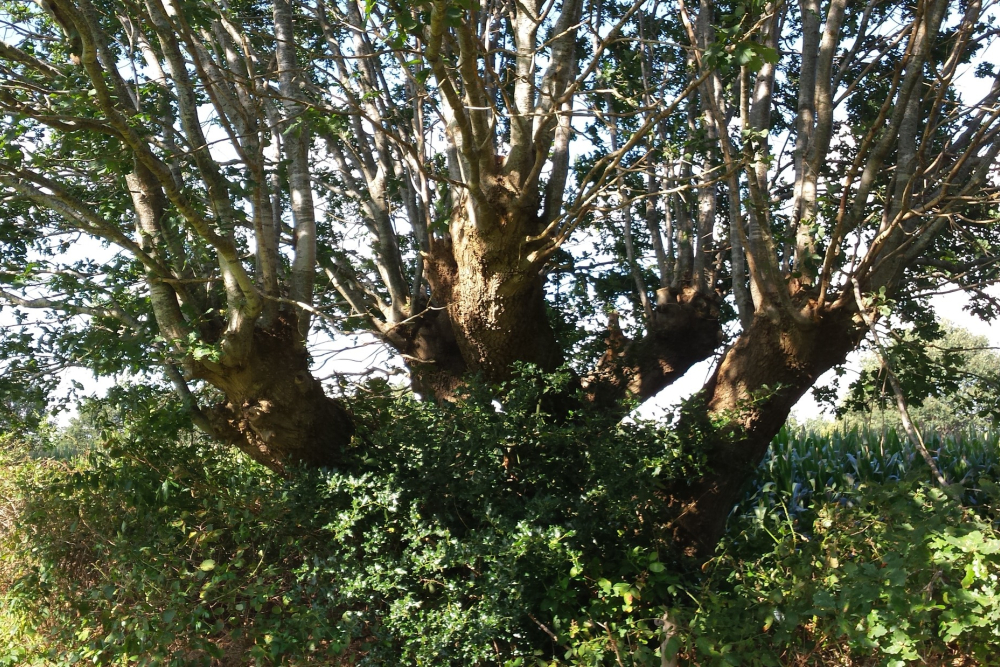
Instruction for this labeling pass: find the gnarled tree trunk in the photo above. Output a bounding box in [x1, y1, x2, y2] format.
[426, 188, 564, 383]
[666, 303, 862, 557]
[197, 317, 354, 472]
[383, 307, 469, 400]
[583, 288, 724, 407]
[386, 180, 565, 398]
[391, 193, 725, 407]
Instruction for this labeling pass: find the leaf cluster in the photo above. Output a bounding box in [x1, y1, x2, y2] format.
[3, 384, 1000, 665]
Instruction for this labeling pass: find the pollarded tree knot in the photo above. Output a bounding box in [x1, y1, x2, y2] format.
[604, 311, 627, 353]
[245, 399, 272, 418]
[583, 291, 724, 407]
[651, 287, 722, 332]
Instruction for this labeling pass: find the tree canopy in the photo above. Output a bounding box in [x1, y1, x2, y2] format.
[1, 0, 999, 554]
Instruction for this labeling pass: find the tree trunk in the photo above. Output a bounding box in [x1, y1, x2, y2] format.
[583, 287, 724, 407]
[388, 189, 728, 411]
[198, 316, 354, 472]
[383, 306, 469, 400]
[667, 303, 861, 557]
[420, 186, 564, 386]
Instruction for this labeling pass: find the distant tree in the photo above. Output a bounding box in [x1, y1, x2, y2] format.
[837, 323, 1000, 436]
[1, 0, 999, 555]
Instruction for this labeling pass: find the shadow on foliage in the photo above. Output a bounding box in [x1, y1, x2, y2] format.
[1, 377, 999, 666]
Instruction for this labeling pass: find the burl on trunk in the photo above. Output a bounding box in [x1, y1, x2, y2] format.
[199, 318, 354, 472]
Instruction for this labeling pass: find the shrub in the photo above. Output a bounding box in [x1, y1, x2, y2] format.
[0, 373, 704, 665]
[2, 380, 999, 666]
[685, 427, 1000, 666]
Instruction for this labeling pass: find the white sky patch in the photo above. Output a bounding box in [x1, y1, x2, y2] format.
[634, 285, 1000, 425]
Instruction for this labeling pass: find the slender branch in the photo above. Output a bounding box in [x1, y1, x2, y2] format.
[852, 279, 947, 487]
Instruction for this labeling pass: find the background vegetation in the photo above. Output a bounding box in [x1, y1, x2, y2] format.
[2, 372, 999, 666]
[823, 324, 1000, 437]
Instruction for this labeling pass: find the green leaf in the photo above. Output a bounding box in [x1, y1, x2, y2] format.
[961, 563, 975, 588]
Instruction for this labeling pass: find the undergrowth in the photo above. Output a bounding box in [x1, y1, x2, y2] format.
[1, 376, 999, 666]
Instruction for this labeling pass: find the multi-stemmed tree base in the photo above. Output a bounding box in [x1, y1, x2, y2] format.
[200, 319, 354, 472]
[667, 303, 861, 556]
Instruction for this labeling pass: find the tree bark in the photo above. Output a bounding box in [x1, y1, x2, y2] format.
[383, 306, 469, 400]
[420, 185, 564, 386]
[583, 288, 723, 407]
[666, 303, 861, 557]
[398, 186, 725, 407]
[197, 316, 354, 472]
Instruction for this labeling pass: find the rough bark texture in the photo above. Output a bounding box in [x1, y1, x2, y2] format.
[667, 302, 862, 557]
[417, 184, 564, 388]
[199, 317, 354, 472]
[583, 288, 724, 406]
[383, 306, 469, 400]
[386, 177, 726, 406]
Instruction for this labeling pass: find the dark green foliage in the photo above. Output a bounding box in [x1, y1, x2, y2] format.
[0, 323, 58, 435]
[2, 380, 1000, 666]
[0, 373, 705, 665]
[695, 427, 1000, 666]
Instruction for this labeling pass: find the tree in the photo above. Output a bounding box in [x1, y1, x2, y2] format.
[836, 323, 1000, 436]
[1, 0, 998, 555]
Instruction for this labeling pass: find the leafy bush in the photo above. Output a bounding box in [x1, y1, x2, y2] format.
[0, 373, 705, 665]
[686, 427, 1000, 666]
[2, 379, 999, 666]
